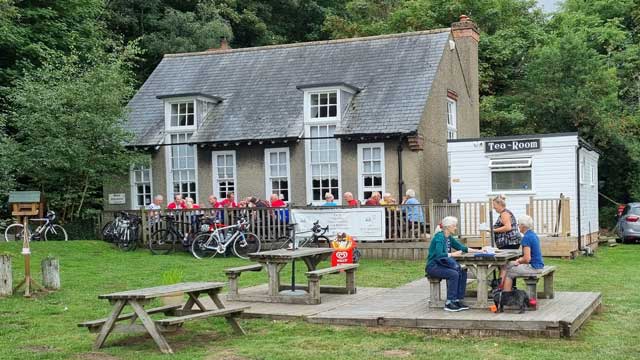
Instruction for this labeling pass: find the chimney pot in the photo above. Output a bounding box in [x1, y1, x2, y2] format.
[219, 36, 230, 50]
[459, 14, 470, 22]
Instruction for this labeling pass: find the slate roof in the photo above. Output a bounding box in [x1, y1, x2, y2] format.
[124, 29, 451, 146]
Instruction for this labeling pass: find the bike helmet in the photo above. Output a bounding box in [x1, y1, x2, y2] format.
[47, 210, 56, 220]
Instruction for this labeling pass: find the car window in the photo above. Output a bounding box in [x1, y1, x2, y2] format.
[622, 206, 630, 216]
[630, 207, 640, 216]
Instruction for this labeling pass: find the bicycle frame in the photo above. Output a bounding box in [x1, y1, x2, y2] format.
[200, 221, 248, 254]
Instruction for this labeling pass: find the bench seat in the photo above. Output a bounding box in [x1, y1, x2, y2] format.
[225, 264, 263, 298]
[305, 264, 359, 300]
[78, 304, 182, 332]
[156, 306, 249, 334]
[512, 265, 556, 300]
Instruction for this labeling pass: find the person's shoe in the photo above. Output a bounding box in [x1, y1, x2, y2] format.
[455, 300, 470, 310]
[444, 302, 462, 312]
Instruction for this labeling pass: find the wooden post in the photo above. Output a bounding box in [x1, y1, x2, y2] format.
[41, 257, 60, 290]
[562, 197, 571, 236]
[428, 199, 434, 236]
[21, 216, 31, 297]
[141, 209, 148, 245]
[0, 254, 12, 297]
[480, 204, 486, 247]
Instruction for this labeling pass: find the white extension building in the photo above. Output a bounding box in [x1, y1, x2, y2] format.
[447, 133, 600, 248]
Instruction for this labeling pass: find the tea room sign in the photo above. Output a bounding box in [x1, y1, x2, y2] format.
[485, 139, 541, 153]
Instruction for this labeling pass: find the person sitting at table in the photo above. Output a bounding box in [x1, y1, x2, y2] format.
[322, 193, 337, 206]
[425, 216, 482, 312]
[499, 215, 544, 291]
[364, 192, 381, 206]
[492, 194, 521, 249]
[343, 192, 359, 207]
[401, 189, 425, 226]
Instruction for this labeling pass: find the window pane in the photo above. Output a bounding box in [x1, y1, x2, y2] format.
[187, 102, 194, 113]
[491, 170, 532, 191]
[329, 106, 337, 117]
[319, 107, 327, 117]
[311, 94, 318, 105]
[329, 92, 337, 104]
[320, 93, 328, 105]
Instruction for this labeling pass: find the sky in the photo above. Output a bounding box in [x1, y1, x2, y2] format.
[538, 0, 562, 12]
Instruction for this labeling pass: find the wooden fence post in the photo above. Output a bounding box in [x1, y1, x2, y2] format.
[141, 209, 148, 245]
[0, 254, 12, 297]
[562, 197, 571, 236]
[428, 199, 434, 236]
[479, 204, 487, 247]
[41, 257, 60, 290]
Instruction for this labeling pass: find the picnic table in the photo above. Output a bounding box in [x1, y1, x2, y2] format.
[78, 282, 248, 354]
[452, 250, 520, 308]
[227, 247, 341, 305]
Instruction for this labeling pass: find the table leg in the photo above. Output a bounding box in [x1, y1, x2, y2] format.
[475, 266, 489, 308]
[129, 300, 173, 354]
[207, 290, 246, 336]
[184, 291, 207, 312]
[266, 263, 285, 297]
[93, 299, 126, 350]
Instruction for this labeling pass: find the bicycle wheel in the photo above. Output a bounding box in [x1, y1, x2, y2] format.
[4, 224, 25, 242]
[44, 225, 68, 241]
[118, 229, 137, 251]
[277, 235, 292, 249]
[191, 233, 219, 259]
[314, 235, 329, 247]
[233, 232, 261, 260]
[149, 229, 177, 255]
[101, 221, 115, 242]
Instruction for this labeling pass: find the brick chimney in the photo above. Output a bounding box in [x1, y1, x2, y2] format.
[451, 15, 480, 135]
[208, 36, 231, 52]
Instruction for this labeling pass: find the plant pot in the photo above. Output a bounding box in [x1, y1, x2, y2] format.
[161, 292, 185, 306]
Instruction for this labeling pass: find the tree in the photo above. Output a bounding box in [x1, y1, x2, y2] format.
[6, 44, 143, 221]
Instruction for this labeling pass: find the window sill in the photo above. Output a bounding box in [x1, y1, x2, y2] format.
[487, 191, 537, 196]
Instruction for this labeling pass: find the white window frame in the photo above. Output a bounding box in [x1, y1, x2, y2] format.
[590, 164, 595, 186]
[164, 97, 197, 131]
[489, 157, 533, 192]
[264, 147, 291, 202]
[580, 157, 586, 184]
[357, 143, 385, 201]
[212, 150, 238, 199]
[130, 163, 153, 209]
[447, 98, 457, 140]
[303, 87, 346, 205]
[164, 133, 198, 202]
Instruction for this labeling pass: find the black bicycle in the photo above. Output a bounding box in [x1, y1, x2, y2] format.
[278, 221, 329, 249]
[107, 212, 141, 251]
[149, 213, 211, 255]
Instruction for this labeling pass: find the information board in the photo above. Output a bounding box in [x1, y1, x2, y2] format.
[291, 207, 385, 242]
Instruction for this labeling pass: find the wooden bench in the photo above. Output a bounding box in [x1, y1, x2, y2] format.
[427, 265, 470, 308]
[225, 264, 263, 300]
[513, 265, 556, 300]
[78, 304, 182, 333]
[155, 305, 250, 334]
[305, 264, 359, 301]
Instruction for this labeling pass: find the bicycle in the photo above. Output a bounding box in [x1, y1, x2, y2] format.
[149, 213, 212, 255]
[277, 221, 329, 249]
[112, 212, 141, 251]
[4, 211, 68, 242]
[191, 217, 261, 260]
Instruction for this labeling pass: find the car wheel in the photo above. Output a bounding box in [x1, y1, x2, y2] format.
[616, 237, 623, 243]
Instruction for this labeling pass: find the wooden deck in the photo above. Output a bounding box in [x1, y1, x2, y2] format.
[212, 278, 601, 338]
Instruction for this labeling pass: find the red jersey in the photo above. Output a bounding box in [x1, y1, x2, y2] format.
[167, 202, 185, 210]
[347, 199, 359, 207]
[270, 199, 286, 207]
[220, 199, 237, 208]
[364, 199, 380, 206]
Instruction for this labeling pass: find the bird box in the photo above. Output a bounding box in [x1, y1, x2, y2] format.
[8, 191, 43, 217]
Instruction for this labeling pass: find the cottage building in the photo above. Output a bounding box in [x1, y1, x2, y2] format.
[104, 16, 480, 210]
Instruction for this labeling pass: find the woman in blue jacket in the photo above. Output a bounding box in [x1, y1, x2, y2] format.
[426, 216, 481, 312]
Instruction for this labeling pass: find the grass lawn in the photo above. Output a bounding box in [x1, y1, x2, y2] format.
[0, 241, 639, 360]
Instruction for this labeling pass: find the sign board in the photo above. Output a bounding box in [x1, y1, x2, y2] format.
[485, 139, 540, 153]
[108, 193, 126, 205]
[291, 208, 385, 242]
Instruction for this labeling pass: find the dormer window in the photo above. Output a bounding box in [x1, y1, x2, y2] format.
[157, 92, 223, 131]
[310, 92, 337, 119]
[170, 102, 195, 127]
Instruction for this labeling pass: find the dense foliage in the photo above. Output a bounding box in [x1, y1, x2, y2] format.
[0, 0, 638, 227]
